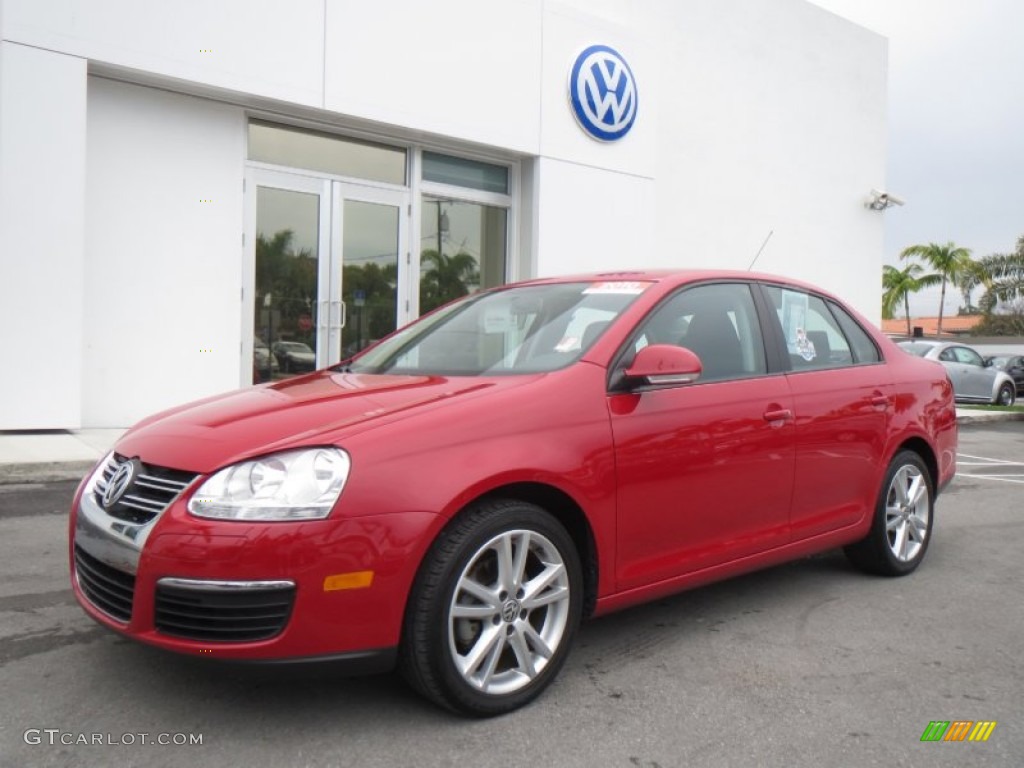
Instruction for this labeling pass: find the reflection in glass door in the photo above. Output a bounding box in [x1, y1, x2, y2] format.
[252, 179, 328, 382]
[247, 171, 408, 383]
[340, 199, 401, 357]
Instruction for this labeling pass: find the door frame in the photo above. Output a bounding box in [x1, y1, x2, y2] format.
[243, 168, 410, 383]
[331, 181, 412, 362]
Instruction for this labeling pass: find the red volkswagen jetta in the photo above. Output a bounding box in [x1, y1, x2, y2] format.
[70, 271, 957, 716]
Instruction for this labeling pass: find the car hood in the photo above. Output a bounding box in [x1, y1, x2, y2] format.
[115, 371, 536, 473]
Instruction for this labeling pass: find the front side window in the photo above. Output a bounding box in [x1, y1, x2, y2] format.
[345, 281, 649, 376]
[952, 347, 984, 367]
[631, 283, 767, 382]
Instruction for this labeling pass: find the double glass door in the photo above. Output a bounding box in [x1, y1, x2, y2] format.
[247, 169, 410, 383]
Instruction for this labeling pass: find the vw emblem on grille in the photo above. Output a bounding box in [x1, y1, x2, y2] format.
[101, 461, 136, 509]
[569, 44, 638, 141]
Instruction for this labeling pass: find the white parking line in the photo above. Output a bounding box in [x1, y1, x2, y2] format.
[957, 452, 1024, 484]
[957, 474, 1024, 484]
[958, 453, 1024, 466]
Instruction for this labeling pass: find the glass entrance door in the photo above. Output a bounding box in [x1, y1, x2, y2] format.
[337, 189, 408, 358]
[247, 170, 409, 383]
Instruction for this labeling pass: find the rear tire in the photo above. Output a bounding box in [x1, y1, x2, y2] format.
[400, 499, 582, 716]
[996, 382, 1015, 406]
[845, 451, 934, 576]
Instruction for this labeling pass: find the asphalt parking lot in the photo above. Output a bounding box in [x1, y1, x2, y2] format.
[0, 421, 1021, 768]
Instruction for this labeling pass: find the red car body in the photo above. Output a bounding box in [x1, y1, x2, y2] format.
[69, 270, 957, 710]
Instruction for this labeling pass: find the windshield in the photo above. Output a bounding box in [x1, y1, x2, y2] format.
[898, 342, 933, 358]
[344, 280, 651, 376]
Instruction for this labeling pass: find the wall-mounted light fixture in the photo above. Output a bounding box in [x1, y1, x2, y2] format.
[865, 188, 905, 211]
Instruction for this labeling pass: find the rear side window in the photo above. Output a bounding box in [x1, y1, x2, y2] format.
[762, 285, 875, 370]
[827, 301, 880, 363]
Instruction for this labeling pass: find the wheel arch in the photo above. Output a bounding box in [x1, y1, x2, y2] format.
[407, 481, 600, 622]
[476, 482, 599, 619]
[891, 436, 939, 495]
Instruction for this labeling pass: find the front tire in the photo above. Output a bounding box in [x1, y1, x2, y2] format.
[845, 451, 934, 576]
[996, 382, 1015, 406]
[400, 499, 582, 716]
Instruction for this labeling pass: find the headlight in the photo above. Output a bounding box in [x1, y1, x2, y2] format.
[188, 447, 351, 521]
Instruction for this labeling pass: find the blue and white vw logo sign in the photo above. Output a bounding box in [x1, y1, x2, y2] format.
[568, 44, 638, 141]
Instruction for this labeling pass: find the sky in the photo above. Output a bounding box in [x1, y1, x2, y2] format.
[810, 0, 1024, 317]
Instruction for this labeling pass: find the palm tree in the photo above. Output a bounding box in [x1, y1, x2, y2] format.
[977, 241, 1024, 307]
[899, 241, 974, 337]
[420, 250, 480, 313]
[882, 263, 939, 337]
[954, 259, 990, 315]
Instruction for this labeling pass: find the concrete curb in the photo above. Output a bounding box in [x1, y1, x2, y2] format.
[956, 410, 1024, 425]
[0, 461, 95, 485]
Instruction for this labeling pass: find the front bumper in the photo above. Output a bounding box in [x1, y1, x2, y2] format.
[69, 458, 439, 663]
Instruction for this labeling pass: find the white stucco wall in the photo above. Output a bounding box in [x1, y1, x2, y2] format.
[0, 0, 886, 428]
[0, 43, 86, 429]
[82, 79, 245, 427]
[650, 0, 886, 318]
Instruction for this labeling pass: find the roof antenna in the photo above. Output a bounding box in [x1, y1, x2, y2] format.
[747, 230, 774, 271]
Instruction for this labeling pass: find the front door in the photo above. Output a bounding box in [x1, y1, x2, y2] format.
[246, 170, 409, 383]
[609, 282, 796, 590]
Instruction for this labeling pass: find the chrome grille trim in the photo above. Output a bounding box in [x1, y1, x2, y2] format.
[90, 454, 198, 525]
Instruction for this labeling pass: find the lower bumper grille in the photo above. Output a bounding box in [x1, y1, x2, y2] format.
[155, 582, 295, 642]
[74, 545, 135, 622]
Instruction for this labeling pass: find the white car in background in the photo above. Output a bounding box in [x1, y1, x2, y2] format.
[899, 341, 1016, 406]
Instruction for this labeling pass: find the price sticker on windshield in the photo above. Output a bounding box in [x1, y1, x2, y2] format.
[583, 281, 646, 295]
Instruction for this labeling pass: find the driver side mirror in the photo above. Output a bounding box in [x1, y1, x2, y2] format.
[624, 344, 703, 388]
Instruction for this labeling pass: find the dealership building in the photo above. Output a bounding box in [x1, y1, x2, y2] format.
[0, 0, 887, 430]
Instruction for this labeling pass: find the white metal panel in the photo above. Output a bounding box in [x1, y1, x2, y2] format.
[646, 0, 887, 319]
[538, 2, 656, 179]
[82, 78, 245, 427]
[0, 43, 86, 429]
[323, 0, 544, 153]
[534, 158, 656, 277]
[2, 0, 325, 106]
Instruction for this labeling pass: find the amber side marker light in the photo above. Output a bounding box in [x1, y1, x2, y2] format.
[323, 572, 374, 591]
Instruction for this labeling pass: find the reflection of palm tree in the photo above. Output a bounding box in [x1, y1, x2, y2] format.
[420, 249, 479, 313]
[255, 229, 317, 345]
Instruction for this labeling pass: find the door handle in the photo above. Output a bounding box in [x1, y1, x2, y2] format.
[870, 393, 890, 409]
[763, 408, 793, 424]
[328, 300, 346, 329]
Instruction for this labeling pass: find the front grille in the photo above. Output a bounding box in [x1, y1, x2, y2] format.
[155, 583, 295, 642]
[94, 454, 198, 525]
[74, 545, 135, 622]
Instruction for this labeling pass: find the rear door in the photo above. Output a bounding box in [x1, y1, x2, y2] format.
[759, 284, 892, 539]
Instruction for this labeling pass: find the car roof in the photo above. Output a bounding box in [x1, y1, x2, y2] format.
[512, 269, 840, 297]
[898, 340, 972, 349]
